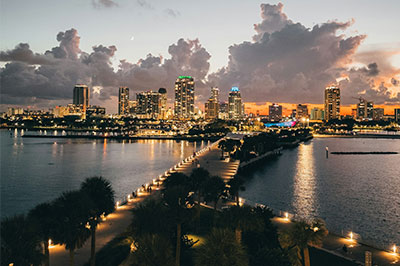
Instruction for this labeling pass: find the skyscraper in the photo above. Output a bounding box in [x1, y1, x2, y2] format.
[356, 98, 373, 120]
[324, 86, 341, 120]
[269, 103, 282, 122]
[118, 87, 129, 115]
[73, 84, 89, 108]
[228, 87, 243, 120]
[205, 87, 219, 120]
[136, 91, 162, 119]
[174, 76, 195, 119]
[296, 104, 309, 120]
[158, 88, 167, 120]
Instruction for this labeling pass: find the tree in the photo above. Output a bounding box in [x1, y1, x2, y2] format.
[203, 175, 226, 211]
[227, 175, 246, 206]
[1, 215, 44, 266]
[221, 205, 263, 244]
[80, 176, 115, 266]
[131, 234, 175, 266]
[163, 172, 190, 191]
[279, 219, 328, 266]
[163, 184, 194, 266]
[52, 191, 91, 266]
[189, 167, 210, 205]
[194, 228, 248, 266]
[28, 202, 57, 266]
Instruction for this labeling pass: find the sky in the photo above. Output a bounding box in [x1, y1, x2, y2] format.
[1, 0, 399, 114]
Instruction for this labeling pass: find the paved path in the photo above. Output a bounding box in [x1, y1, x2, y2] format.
[271, 217, 400, 266]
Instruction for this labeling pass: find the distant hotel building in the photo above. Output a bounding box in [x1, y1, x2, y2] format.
[356, 98, 373, 120]
[296, 104, 309, 120]
[268, 103, 282, 122]
[324, 86, 340, 120]
[310, 107, 324, 120]
[174, 76, 195, 119]
[205, 87, 219, 120]
[228, 87, 243, 119]
[118, 87, 129, 115]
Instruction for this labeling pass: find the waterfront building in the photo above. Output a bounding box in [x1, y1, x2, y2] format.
[158, 88, 168, 120]
[296, 104, 309, 120]
[324, 86, 340, 120]
[269, 103, 282, 122]
[219, 102, 229, 120]
[136, 91, 162, 119]
[73, 84, 89, 110]
[118, 87, 129, 116]
[86, 105, 106, 117]
[228, 86, 243, 119]
[205, 98, 219, 119]
[174, 76, 195, 119]
[7, 107, 24, 116]
[395, 108, 400, 122]
[53, 104, 84, 118]
[356, 98, 373, 120]
[310, 107, 324, 120]
[373, 108, 384, 121]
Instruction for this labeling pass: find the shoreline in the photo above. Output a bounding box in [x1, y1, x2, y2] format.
[314, 133, 400, 139]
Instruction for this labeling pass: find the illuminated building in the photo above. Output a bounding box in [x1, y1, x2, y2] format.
[291, 109, 297, 119]
[136, 91, 162, 119]
[219, 102, 229, 120]
[158, 88, 168, 120]
[356, 98, 373, 120]
[296, 104, 309, 120]
[118, 87, 129, 115]
[310, 107, 324, 120]
[205, 87, 219, 119]
[174, 76, 195, 119]
[86, 106, 106, 117]
[128, 100, 137, 114]
[73, 84, 89, 118]
[373, 108, 384, 120]
[7, 107, 24, 116]
[324, 86, 340, 120]
[228, 87, 243, 119]
[395, 108, 400, 122]
[269, 103, 282, 122]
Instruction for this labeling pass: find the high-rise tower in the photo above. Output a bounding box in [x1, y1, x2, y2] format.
[174, 76, 195, 119]
[228, 87, 243, 120]
[324, 86, 341, 120]
[118, 87, 130, 115]
[73, 85, 89, 108]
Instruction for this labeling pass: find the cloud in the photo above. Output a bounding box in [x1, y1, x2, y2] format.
[92, 0, 118, 8]
[136, 0, 154, 9]
[164, 8, 180, 17]
[208, 3, 399, 105]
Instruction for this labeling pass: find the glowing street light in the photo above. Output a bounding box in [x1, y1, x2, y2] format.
[392, 245, 398, 255]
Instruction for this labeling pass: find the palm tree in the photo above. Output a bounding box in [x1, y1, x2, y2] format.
[194, 228, 248, 266]
[1, 215, 44, 266]
[203, 175, 226, 211]
[279, 219, 328, 266]
[189, 167, 210, 205]
[52, 191, 91, 266]
[131, 234, 175, 266]
[80, 176, 115, 266]
[163, 185, 194, 266]
[163, 172, 190, 191]
[227, 175, 246, 206]
[28, 202, 57, 266]
[222, 205, 263, 244]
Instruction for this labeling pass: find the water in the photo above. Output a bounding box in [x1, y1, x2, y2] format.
[0, 129, 208, 218]
[242, 137, 400, 250]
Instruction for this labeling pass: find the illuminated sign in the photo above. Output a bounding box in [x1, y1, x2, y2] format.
[264, 121, 297, 127]
[178, 76, 192, 79]
[231, 86, 239, 92]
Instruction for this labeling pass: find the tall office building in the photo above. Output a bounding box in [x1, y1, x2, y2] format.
[205, 88, 219, 119]
[296, 104, 309, 119]
[136, 91, 162, 119]
[228, 87, 243, 119]
[219, 102, 229, 120]
[324, 86, 341, 120]
[310, 107, 324, 120]
[211, 87, 219, 102]
[269, 103, 282, 122]
[174, 76, 195, 119]
[356, 98, 373, 120]
[73, 85, 89, 108]
[118, 87, 129, 115]
[158, 88, 168, 120]
[395, 109, 400, 122]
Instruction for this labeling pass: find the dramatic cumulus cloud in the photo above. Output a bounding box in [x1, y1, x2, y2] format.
[0, 28, 211, 108]
[1, 3, 399, 111]
[208, 3, 399, 105]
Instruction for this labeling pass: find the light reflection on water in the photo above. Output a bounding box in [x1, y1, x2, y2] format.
[0, 130, 206, 219]
[292, 142, 316, 219]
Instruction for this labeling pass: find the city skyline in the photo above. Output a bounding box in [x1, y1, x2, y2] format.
[1, 1, 399, 113]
